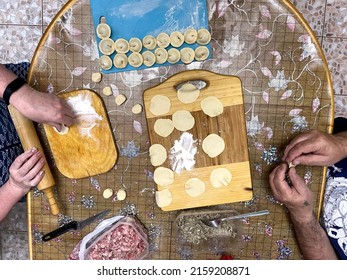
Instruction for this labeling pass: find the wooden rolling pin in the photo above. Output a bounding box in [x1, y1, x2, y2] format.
[8, 105, 59, 215]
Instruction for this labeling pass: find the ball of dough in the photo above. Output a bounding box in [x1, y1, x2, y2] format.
[185, 178, 206, 197]
[99, 55, 113, 70]
[167, 48, 180, 64]
[132, 103, 143, 114]
[154, 119, 174, 137]
[156, 32, 170, 48]
[113, 53, 128, 69]
[128, 52, 143, 68]
[170, 31, 184, 48]
[184, 28, 198, 44]
[116, 189, 127, 201]
[103, 188, 114, 199]
[91, 72, 102, 83]
[142, 50, 156, 67]
[172, 110, 195, 131]
[114, 38, 130, 54]
[202, 134, 225, 158]
[201, 96, 224, 117]
[154, 167, 174, 186]
[149, 143, 167, 166]
[177, 83, 200, 104]
[194, 46, 210, 61]
[197, 28, 211, 45]
[115, 94, 127, 106]
[149, 95, 171, 116]
[129, 37, 142, 52]
[180, 47, 195, 64]
[210, 168, 232, 188]
[142, 35, 156, 50]
[102, 86, 113, 96]
[155, 48, 168, 64]
[155, 188, 173, 208]
[99, 38, 115, 55]
[96, 23, 111, 39]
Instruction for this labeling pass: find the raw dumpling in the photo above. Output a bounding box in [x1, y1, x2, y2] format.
[114, 38, 130, 54]
[113, 53, 128, 69]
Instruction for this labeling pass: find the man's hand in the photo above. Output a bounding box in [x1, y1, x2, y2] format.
[283, 130, 347, 167]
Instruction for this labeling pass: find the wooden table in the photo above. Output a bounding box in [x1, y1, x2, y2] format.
[25, 0, 333, 260]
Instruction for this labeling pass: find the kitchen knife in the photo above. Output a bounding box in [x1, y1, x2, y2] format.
[42, 209, 111, 242]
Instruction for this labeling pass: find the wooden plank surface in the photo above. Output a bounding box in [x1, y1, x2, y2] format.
[143, 70, 253, 211]
[43, 89, 117, 179]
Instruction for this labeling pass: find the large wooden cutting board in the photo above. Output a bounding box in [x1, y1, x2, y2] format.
[44, 90, 117, 179]
[144, 70, 253, 211]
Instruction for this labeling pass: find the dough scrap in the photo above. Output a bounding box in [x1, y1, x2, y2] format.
[128, 52, 143, 68]
[180, 47, 195, 64]
[195, 46, 210, 61]
[113, 53, 128, 69]
[153, 167, 174, 186]
[142, 51, 156, 67]
[132, 103, 143, 114]
[177, 83, 200, 104]
[185, 178, 205, 197]
[115, 94, 127, 106]
[53, 124, 69, 135]
[201, 96, 224, 117]
[142, 35, 156, 50]
[129, 37, 142, 52]
[149, 95, 171, 116]
[96, 23, 111, 39]
[184, 28, 198, 44]
[155, 188, 173, 208]
[102, 86, 113, 96]
[210, 168, 232, 188]
[170, 31, 184, 48]
[202, 134, 225, 158]
[149, 144, 167, 166]
[155, 48, 168, 64]
[91, 72, 102, 83]
[99, 55, 113, 70]
[167, 48, 180, 64]
[116, 189, 127, 201]
[197, 28, 211, 45]
[114, 38, 130, 54]
[172, 110, 195, 131]
[154, 119, 174, 137]
[156, 32, 170, 48]
[99, 38, 115, 55]
[103, 188, 114, 199]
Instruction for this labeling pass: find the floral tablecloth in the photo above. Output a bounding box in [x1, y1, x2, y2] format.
[27, 0, 333, 260]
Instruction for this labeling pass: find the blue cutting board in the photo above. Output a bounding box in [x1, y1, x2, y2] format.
[90, 0, 211, 73]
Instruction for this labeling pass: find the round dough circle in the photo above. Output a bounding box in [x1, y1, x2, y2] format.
[142, 35, 156, 50]
[128, 52, 143, 67]
[156, 32, 170, 48]
[142, 50, 156, 67]
[149, 95, 171, 116]
[103, 188, 114, 199]
[155, 48, 168, 64]
[91, 72, 102, 83]
[170, 31, 184, 47]
[167, 48, 181, 64]
[184, 28, 198, 44]
[201, 96, 224, 117]
[154, 119, 174, 137]
[99, 55, 113, 70]
[149, 144, 167, 166]
[116, 189, 127, 201]
[172, 110, 195, 131]
[96, 23, 111, 39]
[113, 53, 128, 69]
[197, 28, 211, 45]
[154, 167, 174, 186]
[180, 47, 195, 64]
[99, 38, 115, 55]
[102, 86, 113, 96]
[177, 83, 200, 104]
[131, 103, 143, 114]
[53, 124, 69, 135]
[210, 168, 232, 188]
[185, 178, 206, 197]
[114, 38, 130, 54]
[202, 134, 225, 158]
[129, 37, 142, 52]
[115, 94, 127, 106]
[195, 46, 210, 61]
[155, 189, 173, 208]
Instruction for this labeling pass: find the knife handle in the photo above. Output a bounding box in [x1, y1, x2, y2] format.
[42, 221, 78, 242]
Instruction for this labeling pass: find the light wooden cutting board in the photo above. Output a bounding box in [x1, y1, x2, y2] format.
[44, 89, 117, 179]
[144, 70, 253, 211]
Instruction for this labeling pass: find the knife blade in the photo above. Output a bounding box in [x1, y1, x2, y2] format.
[42, 209, 110, 242]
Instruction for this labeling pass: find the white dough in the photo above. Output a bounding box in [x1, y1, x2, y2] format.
[149, 95, 171, 116]
[96, 23, 111, 39]
[129, 37, 142, 52]
[180, 47, 195, 64]
[201, 96, 224, 117]
[153, 167, 174, 186]
[53, 124, 69, 135]
[115, 94, 127, 106]
[149, 144, 167, 166]
[116, 189, 127, 201]
[91, 72, 102, 83]
[156, 32, 170, 48]
[185, 178, 205, 197]
[197, 28, 211, 45]
[155, 189, 173, 208]
[210, 168, 232, 188]
[170, 31, 184, 47]
[142, 35, 156, 50]
[177, 83, 200, 104]
[202, 134, 225, 158]
[114, 38, 129, 54]
[103, 188, 114, 199]
[102, 86, 113, 96]
[155, 48, 168, 64]
[172, 110, 195, 131]
[154, 119, 174, 137]
[194, 46, 210, 61]
[98, 38, 114, 55]
[128, 52, 143, 68]
[167, 48, 180, 64]
[142, 51, 156, 67]
[113, 53, 128, 69]
[132, 103, 143, 114]
[99, 55, 113, 70]
[184, 28, 198, 44]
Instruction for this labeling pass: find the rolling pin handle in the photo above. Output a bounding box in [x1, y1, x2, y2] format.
[44, 188, 60, 215]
